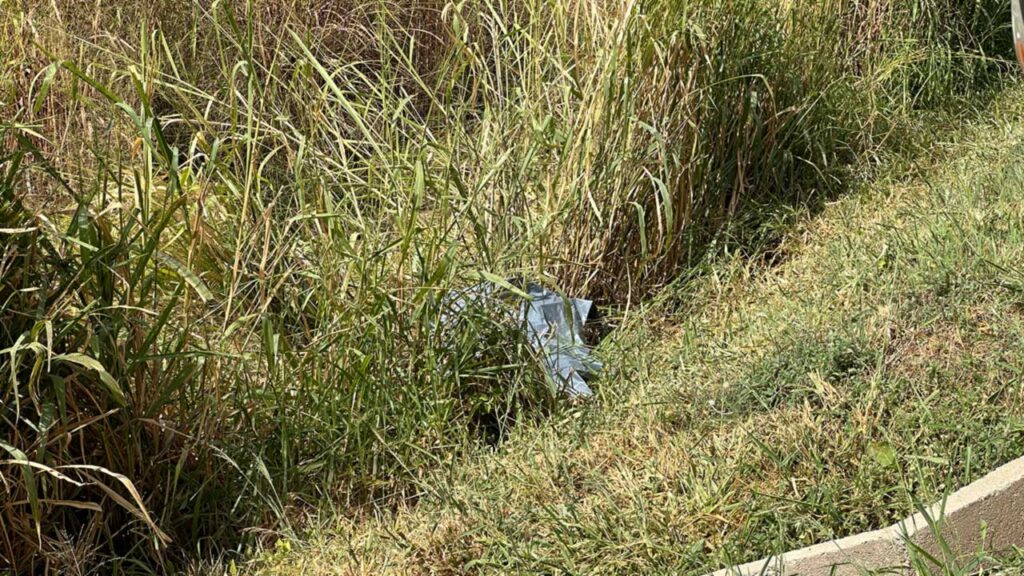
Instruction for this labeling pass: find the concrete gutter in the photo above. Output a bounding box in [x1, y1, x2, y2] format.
[708, 455, 1024, 576]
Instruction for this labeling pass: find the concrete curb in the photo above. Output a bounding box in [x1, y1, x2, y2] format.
[708, 455, 1024, 576]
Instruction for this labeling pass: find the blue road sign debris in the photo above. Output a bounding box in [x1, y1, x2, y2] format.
[441, 281, 602, 398]
[521, 283, 600, 397]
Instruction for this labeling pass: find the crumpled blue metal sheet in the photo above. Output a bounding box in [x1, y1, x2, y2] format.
[521, 283, 600, 397]
[441, 281, 601, 398]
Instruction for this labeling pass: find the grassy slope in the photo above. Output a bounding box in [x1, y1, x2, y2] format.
[1, 2, 1016, 572]
[254, 87, 1024, 575]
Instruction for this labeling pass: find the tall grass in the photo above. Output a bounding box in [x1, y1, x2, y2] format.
[0, 0, 1011, 571]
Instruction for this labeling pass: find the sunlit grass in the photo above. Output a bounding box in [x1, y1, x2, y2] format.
[253, 88, 1024, 576]
[0, 0, 1013, 572]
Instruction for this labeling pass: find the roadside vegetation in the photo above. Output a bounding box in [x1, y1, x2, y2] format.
[0, 0, 1015, 573]
[253, 89, 1024, 574]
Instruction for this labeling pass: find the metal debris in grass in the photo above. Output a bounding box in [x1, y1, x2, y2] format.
[441, 280, 603, 398]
